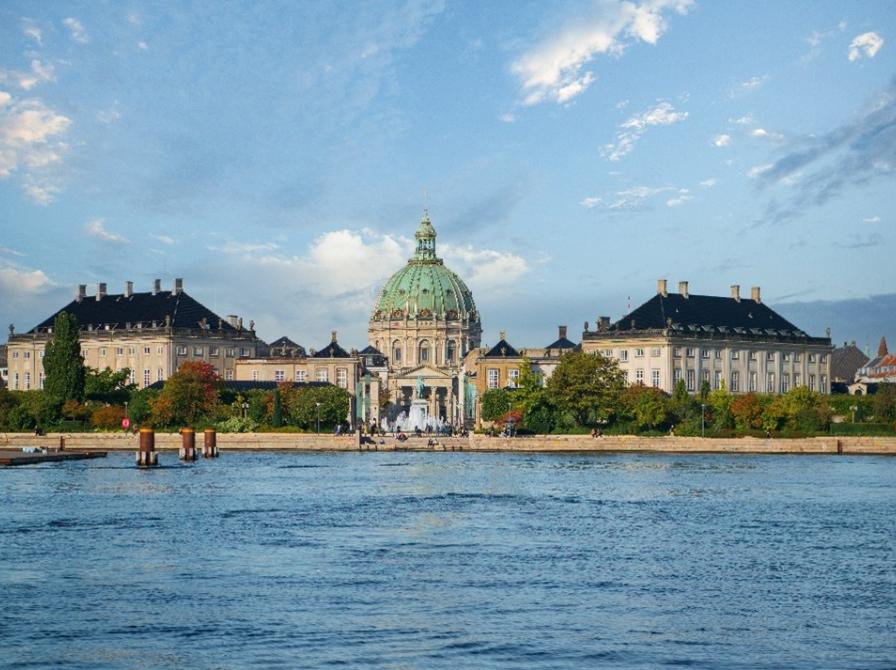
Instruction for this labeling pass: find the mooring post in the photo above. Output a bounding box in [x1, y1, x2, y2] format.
[137, 427, 158, 467]
[180, 428, 197, 461]
[58, 435, 65, 452]
[203, 428, 218, 458]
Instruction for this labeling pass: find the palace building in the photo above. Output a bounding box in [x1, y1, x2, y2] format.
[368, 212, 482, 425]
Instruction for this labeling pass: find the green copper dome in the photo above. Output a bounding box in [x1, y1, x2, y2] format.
[372, 213, 479, 322]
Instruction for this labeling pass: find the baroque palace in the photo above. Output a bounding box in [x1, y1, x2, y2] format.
[4, 212, 834, 428]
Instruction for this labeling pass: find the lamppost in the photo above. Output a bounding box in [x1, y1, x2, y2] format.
[241, 401, 249, 418]
[701, 403, 706, 438]
[850, 404, 858, 423]
[315, 402, 321, 434]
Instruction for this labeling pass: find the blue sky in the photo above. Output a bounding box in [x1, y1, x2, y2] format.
[1, 1, 893, 354]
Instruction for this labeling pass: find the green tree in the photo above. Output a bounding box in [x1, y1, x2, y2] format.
[546, 350, 625, 426]
[621, 385, 669, 430]
[271, 388, 283, 427]
[872, 383, 896, 423]
[480, 388, 516, 422]
[42, 311, 85, 403]
[707, 387, 734, 431]
[85, 366, 136, 403]
[150, 361, 220, 426]
[284, 385, 350, 430]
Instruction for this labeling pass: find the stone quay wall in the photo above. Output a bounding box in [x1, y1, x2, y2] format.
[0, 432, 894, 454]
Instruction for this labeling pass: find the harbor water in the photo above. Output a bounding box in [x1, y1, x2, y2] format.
[1, 451, 894, 669]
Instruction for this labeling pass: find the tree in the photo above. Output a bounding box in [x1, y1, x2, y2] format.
[731, 393, 763, 431]
[872, 383, 896, 423]
[271, 388, 283, 427]
[546, 351, 625, 426]
[43, 311, 85, 403]
[621, 385, 669, 430]
[480, 388, 516, 422]
[284, 385, 350, 430]
[85, 366, 136, 403]
[150, 361, 220, 426]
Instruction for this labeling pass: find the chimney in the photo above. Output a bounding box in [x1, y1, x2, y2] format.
[598, 316, 611, 331]
[657, 278, 668, 297]
[76, 284, 86, 302]
[331, 330, 337, 343]
[152, 279, 161, 295]
[678, 281, 689, 298]
[125, 281, 133, 297]
[499, 330, 506, 342]
[751, 286, 761, 303]
[227, 315, 239, 328]
[173, 278, 183, 295]
[731, 284, 740, 302]
[96, 282, 107, 301]
[558, 325, 567, 340]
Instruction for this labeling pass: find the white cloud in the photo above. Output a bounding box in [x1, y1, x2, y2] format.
[213, 241, 280, 254]
[86, 219, 129, 244]
[713, 133, 731, 148]
[17, 60, 56, 90]
[751, 127, 784, 141]
[0, 263, 53, 296]
[441, 243, 529, 289]
[699, 178, 717, 188]
[137, 41, 149, 51]
[604, 185, 675, 210]
[730, 75, 768, 97]
[63, 18, 89, 44]
[23, 179, 60, 205]
[580, 196, 603, 208]
[511, 0, 693, 106]
[729, 114, 755, 125]
[0, 246, 25, 257]
[863, 215, 881, 224]
[666, 188, 691, 207]
[498, 112, 517, 123]
[22, 19, 42, 46]
[96, 108, 121, 124]
[747, 163, 773, 178]
[602, 101, 688, 160]
[848, 32, 884, 61]
[150, 234, 175, 245]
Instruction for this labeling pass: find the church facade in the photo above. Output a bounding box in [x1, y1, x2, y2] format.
[367, 213, 481, 426]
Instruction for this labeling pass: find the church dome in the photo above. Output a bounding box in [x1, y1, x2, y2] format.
[371, 213, 479, 323]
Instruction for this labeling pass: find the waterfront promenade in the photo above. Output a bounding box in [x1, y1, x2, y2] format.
[1, 431, 894, 454]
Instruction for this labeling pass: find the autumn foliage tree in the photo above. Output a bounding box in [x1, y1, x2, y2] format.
[547, 351, 625, 426]
[150, 361, 220, 427]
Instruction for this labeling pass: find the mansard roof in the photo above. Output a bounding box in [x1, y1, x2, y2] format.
[545, 335, 577, 350]
[29, 290, 240, 334]
[269, 336, 301, 349]
[484, 339, 520, 358]
[312, 339, 351, 358]
[831, 343, 869, 382]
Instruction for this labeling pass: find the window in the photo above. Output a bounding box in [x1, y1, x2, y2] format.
[702, 368, 710, 384]
[24, 372, 30, 390]
[635, 348, 644, 358]
[418, 340, 429, 363]
[24, 351, 31, 359]
[13, 372, 19, 389]
[715, 349, 722, 360]
[128, 347, 135, 355]
[794, 372, 801, 387]
[767, 351, 775, 361]
[622, 369, 629, 382]
[749, 351, 758, 361]
[673, 369, 682, 385]
[144, 347, 151, 354]
[226, 348, 236, 357]
[177, 346, 187, 356]
[12, 351, 18, 359]
[157, 368, 164, 382]
[749, 371, 758, 392]
[393, 341, 402, 363]
[508, 369, 520, 388]
[686, 369, 695, 392]
[820, 354, 827, 364]
[240, 347, 251, 357]
[651, 348, 661, 357]
[100, 347, 107, 357]
[487, 368, 499, 389]
[274, 370, 285, 382]
[686, 347, 696, 358]
[317, 369, 328, 383]
[143, 369, 150, 387]
[651, 369, 661, 388]
[157, 346, 164, 355]
[39, 351, 44, 358]
[601, 349, 613, 357]
[767, 372, 776, 393]
[619, 350, 629, 362]
[635, 369, 644, 384]
[39, 373, 45, 389]
[820, 375, 827, 393]
[730, 371, 739, 393]
[336, 368, 348, 388]
[116, 347, 124, 356]
[794, 353, 801, 362]
[225, 370, 234, 381]
[209, 347, 219, 357]
[809, 374, 816, 391]
[701, 349, 710, 359]
[129, 369, 136, 385]
[193, 346, 203, 356]
[782, 373, 790, 393]
[252, 370, 259, 382]
[782, 352, 791, 362]
[731, 350, 740, 360]
[295, 370, 306, 383]
[714, 370, 722, 390]
[446, 341, 456, 363]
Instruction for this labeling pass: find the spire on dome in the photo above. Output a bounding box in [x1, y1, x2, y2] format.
[413, 211, 438, 261]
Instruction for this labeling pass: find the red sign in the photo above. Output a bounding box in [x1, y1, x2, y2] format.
[122, 418, 131, 430]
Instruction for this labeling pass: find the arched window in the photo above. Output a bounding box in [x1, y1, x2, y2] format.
[446, 340, 456, 364]
[392, 340, 402, 363]
[418, 340, 430, 363]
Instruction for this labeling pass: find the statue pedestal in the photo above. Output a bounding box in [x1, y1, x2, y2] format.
[406, 398, 429, 432]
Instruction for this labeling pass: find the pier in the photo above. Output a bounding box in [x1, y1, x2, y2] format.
[0, 449, 107, 467]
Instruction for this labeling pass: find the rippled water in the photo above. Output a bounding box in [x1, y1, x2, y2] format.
[1, 451, 894, 669]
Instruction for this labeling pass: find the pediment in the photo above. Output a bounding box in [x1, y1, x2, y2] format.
[395, 364, 453, 380]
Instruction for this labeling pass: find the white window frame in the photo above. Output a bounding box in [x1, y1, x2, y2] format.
[487, 368, 499, 389]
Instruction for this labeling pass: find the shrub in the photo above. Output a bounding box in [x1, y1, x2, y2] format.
[90, 405, 126, 430]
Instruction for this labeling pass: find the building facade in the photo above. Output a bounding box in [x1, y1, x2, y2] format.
[6, 279, 260, 391]
[581, 280, 833, 395]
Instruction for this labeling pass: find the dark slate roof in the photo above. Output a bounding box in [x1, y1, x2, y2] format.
[312, 339, 350, 358]
[609, 293, 812, 337]
[359, 345, 382, 355]
[831, 344, 869, 382]
[265, 336, 306, 358]
[545, 336, 577, 350]
[30, 290, 239, 333]
[359, 345, 388, 367]
[269, 336, 301, 349]
[484, 339, 520, 357]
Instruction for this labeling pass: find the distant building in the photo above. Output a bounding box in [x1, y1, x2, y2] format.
[5, 279, 260, 391]
[0, 343, 7, 388]
[580, 280, 833, 395]
[831, 341, 869, 389]
[855, 337, 896, 384]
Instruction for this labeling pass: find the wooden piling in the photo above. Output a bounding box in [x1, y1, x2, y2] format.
[137, 427, 158, 467]
[180, 428, 197, 461]
[203, 428, 218, 458]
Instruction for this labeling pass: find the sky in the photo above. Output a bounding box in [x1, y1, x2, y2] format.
[1, 0, 894, 355]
